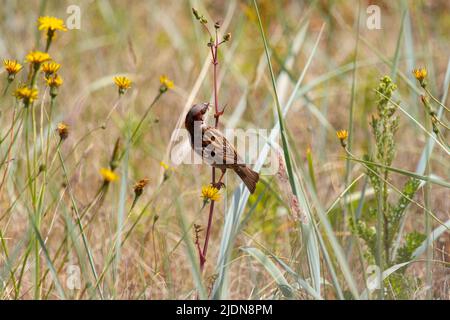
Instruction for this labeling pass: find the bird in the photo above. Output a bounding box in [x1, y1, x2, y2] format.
[185, 103, 259, 193]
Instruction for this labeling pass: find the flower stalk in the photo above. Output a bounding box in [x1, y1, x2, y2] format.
[192, 8, 229, 275]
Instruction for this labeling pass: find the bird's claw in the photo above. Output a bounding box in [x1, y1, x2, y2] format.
[214, 104, 227, 118]
[213, 182, 226, 190]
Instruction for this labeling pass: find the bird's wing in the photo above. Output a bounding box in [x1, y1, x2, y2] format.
[202, 126, 242, 166]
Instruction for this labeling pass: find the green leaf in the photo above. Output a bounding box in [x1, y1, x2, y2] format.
[241, 247, 294, 298]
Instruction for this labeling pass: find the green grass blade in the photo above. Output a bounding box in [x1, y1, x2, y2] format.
[253, 0, 325, 295]
[413, 219, 450, 259]
[28, 213, 66, 299]
[212, 10, 323, 299]
[348, 156, 450, 188]
[241, 247, 294, 298]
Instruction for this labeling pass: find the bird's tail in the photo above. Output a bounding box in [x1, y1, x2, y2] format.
[235, 165, 259, 194]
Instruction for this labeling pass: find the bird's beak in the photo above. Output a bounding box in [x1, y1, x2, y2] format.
[202, 103, 210, 113]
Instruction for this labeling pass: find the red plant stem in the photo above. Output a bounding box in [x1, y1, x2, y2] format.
[201, 199, 215, 267]
[213, 41, 220, 126]
[200, 34, 222, 274]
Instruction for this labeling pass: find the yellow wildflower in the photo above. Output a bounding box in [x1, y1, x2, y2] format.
[159, 75, 174, 93]
[38, 16, 67, 32]
[46, 74, 63, 97]
[46, 74, 63, 88]
[41, 61, 61, 76]
[336, 130, 348, 140]
[336, 130, 348, 148]
[3, 59, 23, 80]
[160, 161, 171, 181]
[201, 185, 221, 203]
[412, 68, 427, 86]
[114, 76, 132, 95]
[160, 161, 170, 170]
[56, 122, 69, 140]
[26, 51, 51, 65]
[100, 168, 118, 183]
[14, 86, 38, 105]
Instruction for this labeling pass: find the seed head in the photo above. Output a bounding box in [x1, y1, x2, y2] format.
[192, 8, 201, 20]
[290, 195, 308, 224]
[133, 178, 149, 197]
[56, 122, 69, 140]
[223, 33, 231, 42]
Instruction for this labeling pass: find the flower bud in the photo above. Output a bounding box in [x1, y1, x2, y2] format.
[223, 33, 231, 42]
[192, 8, 201, 20]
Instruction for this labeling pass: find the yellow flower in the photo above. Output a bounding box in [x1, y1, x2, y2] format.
[160, 161, 171, 181]
[412, 68, 427, 85]
[201, 185, 221, 203]
[26, 51, 51, 65]
[100, 168, 118, 182]
[133, 178, 149, 197]
[3, 59, 23, 78]
[38, 16, 67, 32]
[160, 161, 170, 170]
[114, 76, 132, 94]
[56, 122, 69, 140]
[14, 86, 38, 104]
[336, 130, 348, 148]
[41, 61, 61, 76]
[159, 75, 174, 92]
[46, 74, 63, 88]
[336, 130, 348, 140]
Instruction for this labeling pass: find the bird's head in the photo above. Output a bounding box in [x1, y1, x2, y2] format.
[185, 103, 210, 129]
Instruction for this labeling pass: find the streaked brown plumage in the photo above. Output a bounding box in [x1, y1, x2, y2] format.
[185, 103, 259, 193]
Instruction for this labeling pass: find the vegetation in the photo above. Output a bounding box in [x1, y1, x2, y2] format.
[0, 0, 448, 300]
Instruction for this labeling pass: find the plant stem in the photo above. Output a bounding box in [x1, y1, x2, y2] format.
[424, 87, 450, 113]
[116, 91, 163, 163]
[200, 30, 223, 274]
[2, 80, 11, 97]
[0, 103, 19, 196]
[201, 200, 215, 271]
[344, 0, 360, 240]
[424, 103, 433, 299]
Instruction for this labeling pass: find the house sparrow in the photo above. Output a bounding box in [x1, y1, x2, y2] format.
[185, 103, 259, 193]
